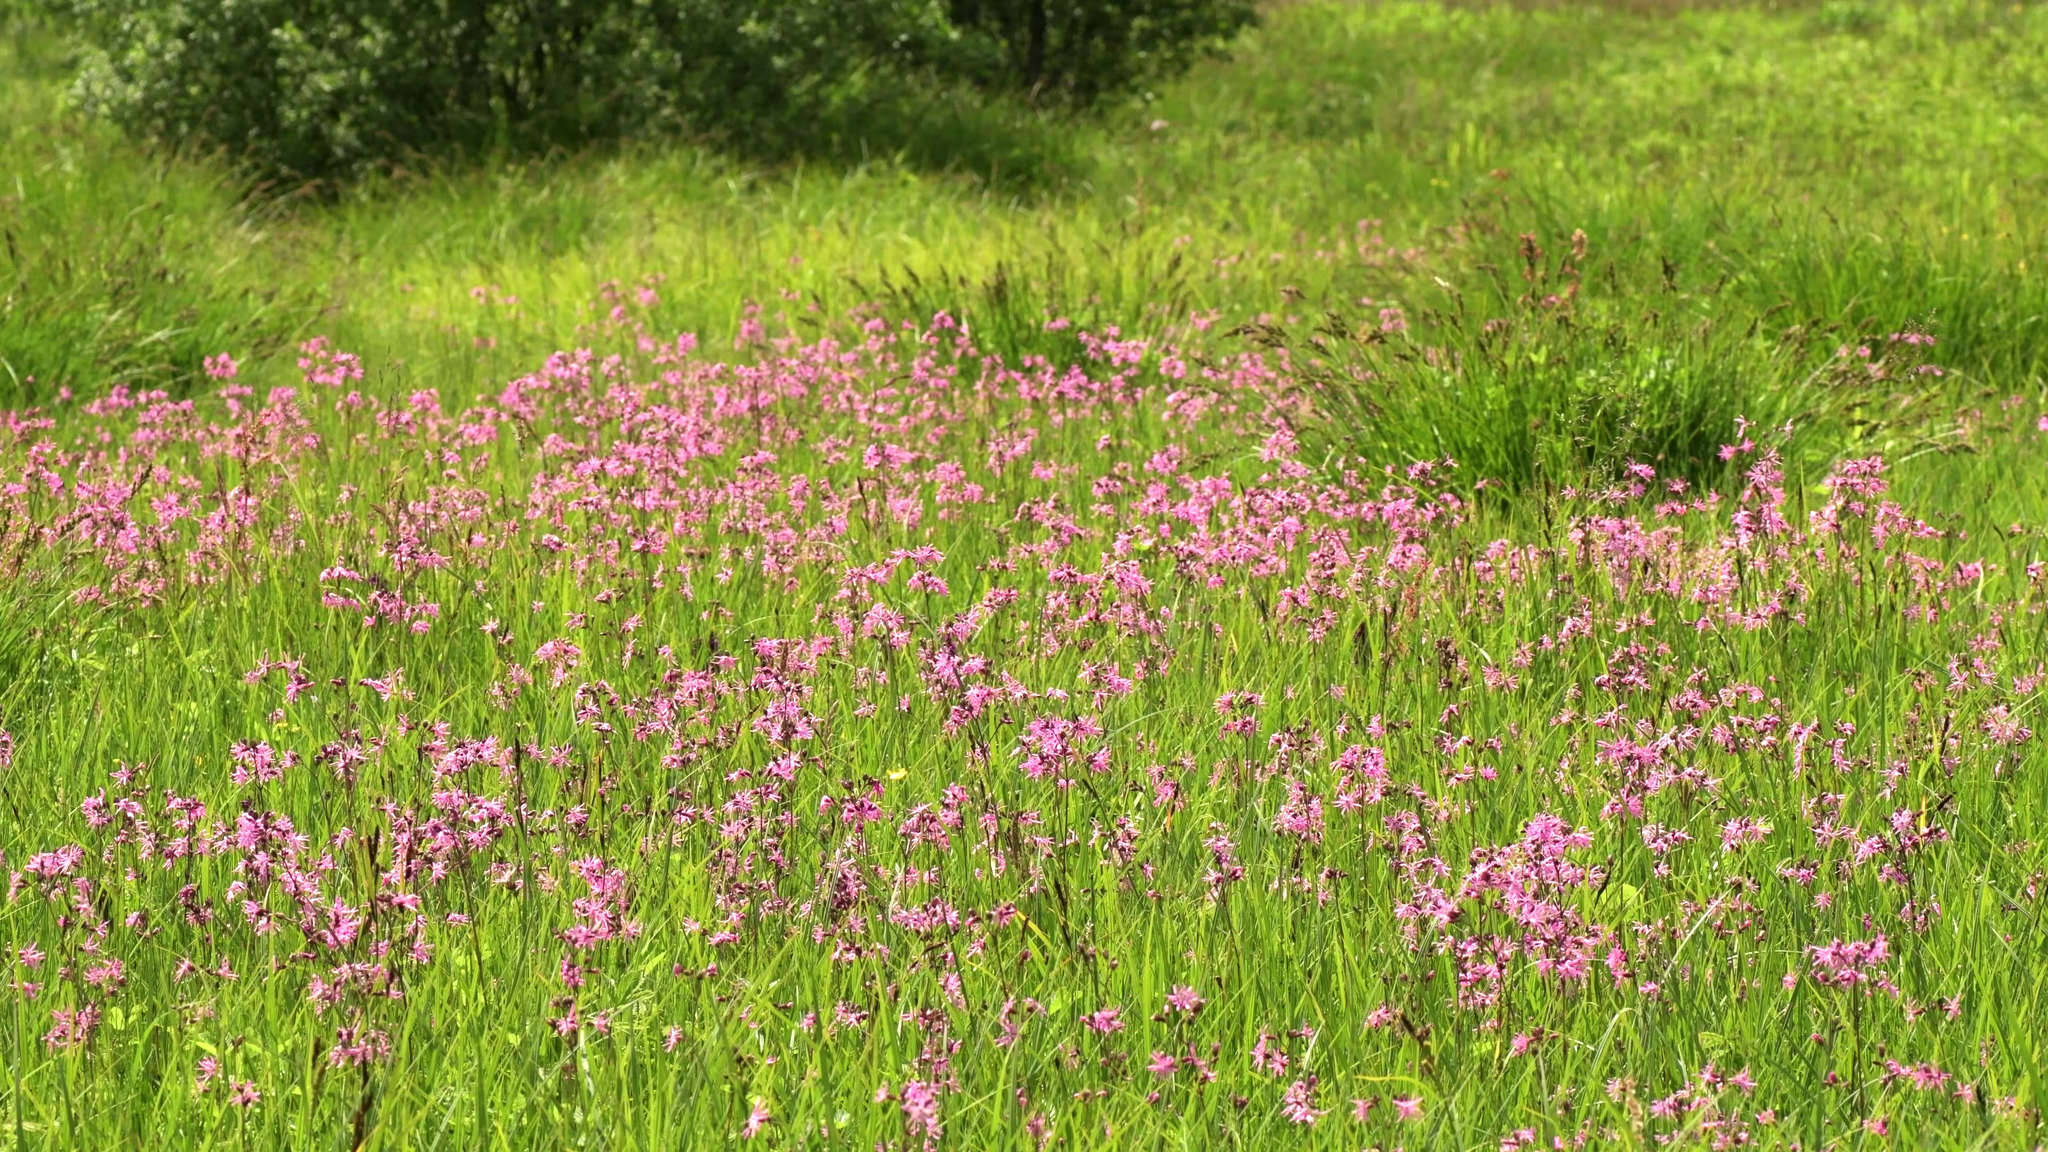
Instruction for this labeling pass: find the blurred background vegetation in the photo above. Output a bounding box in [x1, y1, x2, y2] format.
[54, 0, 1256, 180]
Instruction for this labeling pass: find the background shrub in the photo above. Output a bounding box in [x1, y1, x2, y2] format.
[63, 0, 1253, 181]
[935, 0, 1257, 106]
[67, 0, 944, 177]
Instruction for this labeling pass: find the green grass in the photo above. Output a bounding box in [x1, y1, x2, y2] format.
[4, 1, 2048, 1148]
[9, 0, 2047, 409]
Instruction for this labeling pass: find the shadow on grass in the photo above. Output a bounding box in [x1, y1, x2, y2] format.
[736, 77, 1097, 198]
[261, 68, 1099, 207]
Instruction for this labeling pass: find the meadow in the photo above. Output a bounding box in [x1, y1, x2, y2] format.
[4, 0, 2048, 1147]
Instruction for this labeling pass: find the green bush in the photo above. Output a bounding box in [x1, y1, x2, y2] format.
[65, 0, 939, 179]
[63, 0, 1253, 181]
[937, 0, 1257, 106]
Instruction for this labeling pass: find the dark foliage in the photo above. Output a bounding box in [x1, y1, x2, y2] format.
[64, 0, 1254, 181]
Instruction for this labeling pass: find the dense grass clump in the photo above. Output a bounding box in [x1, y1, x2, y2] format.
[3, 1, 2048, 1149]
